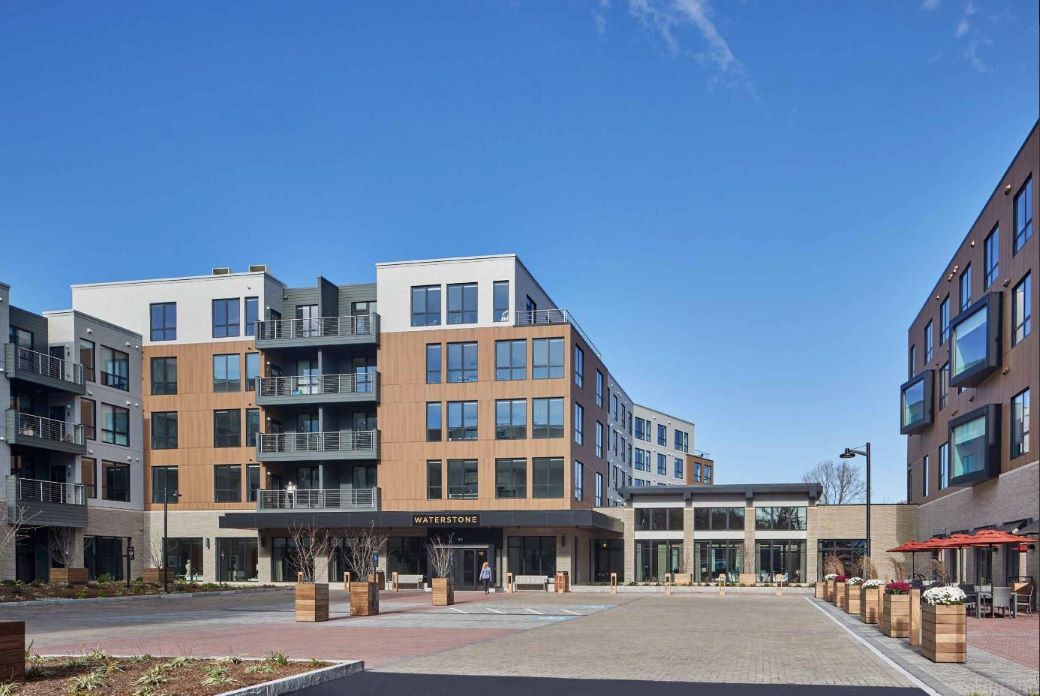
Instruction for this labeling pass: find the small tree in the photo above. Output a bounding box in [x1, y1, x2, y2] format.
[48, 526, 77, 568]
[1, 505, 37, 568]
[147, 537, 166, 569]
[425, 534, 455, 579]
[287, 522, 340, 583]
[343, 524, 388, 582]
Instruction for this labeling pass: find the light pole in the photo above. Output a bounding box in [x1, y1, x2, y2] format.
[839, 443, 871, 559]
[162, 481, 182, 593]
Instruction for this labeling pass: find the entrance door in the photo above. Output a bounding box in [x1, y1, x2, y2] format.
[448, 547, 489, 589]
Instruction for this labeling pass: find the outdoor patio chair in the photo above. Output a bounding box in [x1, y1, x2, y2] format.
[987, 587, 1013, 618]
[1012, 583, 1034, 617]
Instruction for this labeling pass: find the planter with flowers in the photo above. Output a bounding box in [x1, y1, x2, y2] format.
[860, 579, 882, 624]
[834, 576, 848, 609]
[824, 574, 838, 602]
[921, 586, 966, 663]
[882, 582, 911, 638]
[844, 577, 863, 615]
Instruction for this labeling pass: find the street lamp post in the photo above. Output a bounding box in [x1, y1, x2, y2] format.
[162, 481, 182, 593]
[839, 443, 872, 559]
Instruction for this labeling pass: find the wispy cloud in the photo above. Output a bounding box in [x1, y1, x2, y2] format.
[922, 0, 940, 10]
[955, 0, 976, 38]
[953, 1, 987, 71]
[591, 0, 610, 35]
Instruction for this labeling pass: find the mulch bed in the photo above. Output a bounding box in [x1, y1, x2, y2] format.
[9, 652, 329, 695]
[0, 581, 265, 603]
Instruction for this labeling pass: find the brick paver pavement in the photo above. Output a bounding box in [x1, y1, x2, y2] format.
[967, 614, 1039, 670]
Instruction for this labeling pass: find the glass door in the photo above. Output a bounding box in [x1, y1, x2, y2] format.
[296, 305, 318, 337]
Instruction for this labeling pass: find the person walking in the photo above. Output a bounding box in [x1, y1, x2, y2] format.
[479, 561, 493, 594]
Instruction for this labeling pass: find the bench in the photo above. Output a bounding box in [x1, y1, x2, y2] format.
[512, 575, 551, 592]
[393, 573, 425, 591]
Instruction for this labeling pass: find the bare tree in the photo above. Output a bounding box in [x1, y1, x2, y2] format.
[921, 557, 949, 585]
[0, 505, 37, 562]
[146, 536, 166, 569]
[48, 527, 77, 568]
[802, 460, 866, 504]
[343, 524, 388, 581]
[287, 522, 341, 583]
[823, 554, 845, 577]
[856, 555, 879, 581]
[425, 535, 455, 579]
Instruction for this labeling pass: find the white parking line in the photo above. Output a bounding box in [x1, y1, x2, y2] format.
[561, 609, 580, 615]
[448, 608, 467, 614]
[524, 608, 543, 615]
[486, 607, 504, 614]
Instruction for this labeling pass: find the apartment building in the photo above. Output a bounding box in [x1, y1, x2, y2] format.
[631, 404, 715, 487]
[901, 122, 1038, 586]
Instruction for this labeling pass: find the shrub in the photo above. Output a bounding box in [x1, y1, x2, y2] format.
[885, 581, 910, 595]
[834, 575, 847, 583]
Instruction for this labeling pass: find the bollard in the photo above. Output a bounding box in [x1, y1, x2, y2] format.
[909, 588, 921, 646]
[505, 572, 514, 593]
[666, 581, 672, 596]
[392, 571, 399, 592]
[610, 572, 617, 595]
[343, 571, 352, 592]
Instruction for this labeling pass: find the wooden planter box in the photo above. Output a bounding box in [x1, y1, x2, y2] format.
[350, 580, 380, 616]
[825, 579, 836, 602]
[835, 583, 846, 609]
[432, 577, 454, 606]
[882, 593, 911, 638]
[921, 604, 966, 663]
[845, 584, 862, 614]
[814, 581, 826, 599]
[0, 621, 24, 682]
[294, 583, 329, 622]
[142, 567, 175, 585]
[672, 573, 693, 587]
[860, 587, 880, 624]
[50, 567, 88, 586]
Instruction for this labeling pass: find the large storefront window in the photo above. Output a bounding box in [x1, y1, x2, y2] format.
[83, 535, 126, 581]
[695, 541, 743, 582]
[167, 538, 203, 581]
[218, 538, 258, 582]
[816, 539, 866, 578]
[507, 536, 555, 576]
[755, 540, 805, 583]
[693, 507, 744, 531]
[271, 537, 311, 582]
[593, 539, 624, 582]
[635, 540, 683, 582]
[754, 507, 806, 531]
[635, 507, 683, 531]
[387, 537, 425, 578]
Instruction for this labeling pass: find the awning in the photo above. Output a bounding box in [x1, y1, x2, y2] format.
[1019, 519, 1040, 537]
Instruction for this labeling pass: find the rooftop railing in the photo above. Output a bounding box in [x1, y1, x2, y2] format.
[255, 314, 379, 342]
[7, 345, 85, 386]
[257, 373, 377, 399]
[515, 309, 602, 358]
[256, 487, 378, 511]
[10, 412, 85, 446]
[256, 430, 377, 455]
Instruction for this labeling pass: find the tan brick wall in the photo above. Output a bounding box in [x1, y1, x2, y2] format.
[808, 504, 917, 582]
[596, 507, 633, 581]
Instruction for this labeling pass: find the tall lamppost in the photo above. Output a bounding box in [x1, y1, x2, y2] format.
[839, 443, 871, 559]
[162, 480, 182, 593]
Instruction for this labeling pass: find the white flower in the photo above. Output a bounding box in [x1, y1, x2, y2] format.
[824, 574, 838, 580]
[923, 585, 967, 606]
[846, 576, 863, 585]
[862, 579, 883, 588]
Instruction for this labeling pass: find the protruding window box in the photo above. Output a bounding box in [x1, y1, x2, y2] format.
[900, 371, 933, 435]
[948, 404, 1001, 487]
[949, 293, 1001, 389]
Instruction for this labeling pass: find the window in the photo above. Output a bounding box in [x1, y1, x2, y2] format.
[960, 264, 972, 311]
[447, 401, 477, 441]
[100, 346, 129, 391]
[674, 429, 688, 452]
[636, 508, 684, 531]
[938, 442, 949, 490]
[694, 463, 701, 481]
[938, 362, 949, 410]
[446, 342, 478, 382]
[595, 422, 603, 457]
[244, 297, 259, 337]
[411, 285, 441, 326]
[694, 507, 744, 530]
[495, 340, 526, 380]
[815, 540, 866, 580]
[949, 405, 999, 485]
[151, 412, 178, 449]
[493, 280, 510, 322]
[446, 282, 478, 324]
[1012, 273, 1031, 346]
[79, 339, 95, 382]
[657, 423, 666, 446]
[653, 453, 663, 475]
[703, 464, 712, 482]
[573, 461, 584, 501]
[213, 354, 241, 392]
[611, 393, 618, 419]
[595, 472, 603, 506]
[922, 455, 930, 498]
[1012, 388, 1031, 459]
[102, 461, 130, 502]
[151, 357, 177, 395]
[247, 464, 260, 502]
[426, 344, 441, 384]
[507, 536, 555, 576]
[246, 408, 260, 447]
[908, 345, 916, 378]
[214, 465, 242, 502]
[634, 417, 647, 441]
[573, 402, 584, 444]
[1014, 177, 1033, 253]
[495, 399, 526, 439]
[950, 295, 999, 387]
[634, 448, 647, 472]
[754, 507, 807, 531]
[900, 371, 933, 434]
[213, 409, 241, 447]
[924, 320, 933, 361]
[151, 466, 178, 503]
[595, 371, 603, 407]
[100, 404, 129, 446]
[245, 353, 260, 391]
[80, 398, 96, 440]
[574, 344, 584, 387]
[150, 302, 176, 341]
[532, 397, 564, 438]
[212, 298, 240, 338]
[447, 459, 477, 499]
[426, 460, 442, 499]
[940, 295, 948, 345]
[495, 458, 527, 498]
[532, 457, 564, 497]
[532, 337, 564, 379]
[426, 402, 442, 442]
[674, 457, 683, 479]
[984, 226, 999, 288]
[81, 457, 97, 498]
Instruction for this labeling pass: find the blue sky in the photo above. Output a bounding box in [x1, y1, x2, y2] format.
[1, 1, 1037, 502]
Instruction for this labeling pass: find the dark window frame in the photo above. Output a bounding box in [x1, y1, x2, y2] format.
[213, 409, 242, 448]
[446, 282, 478, 324]
[151, 465, 179, 503]
[214, 464, 243, 503]
[151, 357, 177, 395]
[495, 457, 527, 499]
[150, 411, 178, 450]
[212, 298, 241, 338]
[150, 302, 177, 341]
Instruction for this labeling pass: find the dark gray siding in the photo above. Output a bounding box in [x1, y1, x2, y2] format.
[9, 307, 48, 349]
[337, 283, 376, 313]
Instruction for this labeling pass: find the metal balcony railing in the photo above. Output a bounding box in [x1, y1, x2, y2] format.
[12, 476, 87, 506]
[256, 430, 377, 455]
[256, 487, 378, 511]
[8, 345, 85, 386]
[256, 373, 377, 399]
[255, 314, 379, 341]
[11, 412, 85, 446]
[514, 308, 602, 358]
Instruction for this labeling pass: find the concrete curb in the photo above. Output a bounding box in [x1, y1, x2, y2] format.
[217, 660, 364, 696]
[0, 587, 285, 609]
[569, 585, 814, 594]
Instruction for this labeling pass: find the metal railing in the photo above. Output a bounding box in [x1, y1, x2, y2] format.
[257, 373, 376, 398]
[257, 487, 378, 511]
[514, 308, 602, 358]
[256, 429, 377, 455]
[255, 314, 379, 341]
[9, 345, 85, 386]
[11, 411, 85, 446]
[12, 476, 87, 506]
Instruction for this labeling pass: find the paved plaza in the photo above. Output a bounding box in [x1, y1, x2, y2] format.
[4, 589, 1037, 695]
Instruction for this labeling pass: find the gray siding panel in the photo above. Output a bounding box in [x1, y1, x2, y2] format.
[318, 277, 339, 318]
[9, 307, 48, 348]
[337, 284, 376, 313]
[282, 287, 319, 319]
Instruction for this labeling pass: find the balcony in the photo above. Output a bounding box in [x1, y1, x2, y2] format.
[514, 309, 602, 358]
[255, 314, 379, 349]
[256, 373, 378, 406]
[256, 487, 378, 512]
[5, 411, 86, 455]
[3, 344, 86, 395]
[256, 429, 378, 462]
[6, 476, 88, 528]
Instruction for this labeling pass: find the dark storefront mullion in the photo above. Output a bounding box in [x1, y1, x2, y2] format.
[755, 540, 805, 583]
[507, 536, 556, 576]
[83, 535, 126, 581]
[816, 539, 866, 578]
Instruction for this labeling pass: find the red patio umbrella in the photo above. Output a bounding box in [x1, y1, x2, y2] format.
[961, 529, 1034, 546]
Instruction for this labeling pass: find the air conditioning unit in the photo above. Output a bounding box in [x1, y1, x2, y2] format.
[248, 264, 268, 273]
[211, 267, 231, 276]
